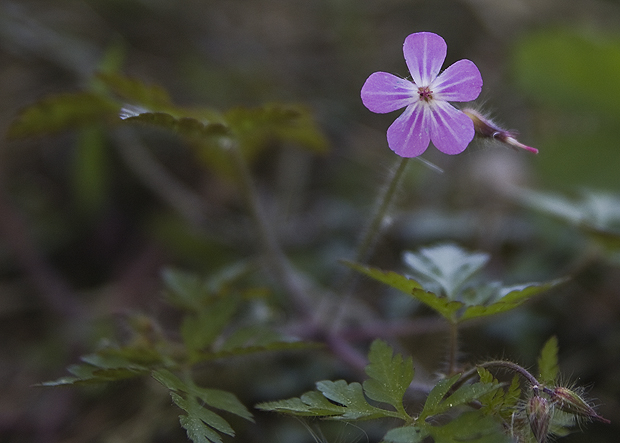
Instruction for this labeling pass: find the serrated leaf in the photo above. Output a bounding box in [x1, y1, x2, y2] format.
[440, 382, 502, 414]
[403, 244, 490, 299]
[459, 279, 565, 322]
[152, 368, 188, 392]
[362, 340, 413, 417]
[172, 392, 235, 437]
[7, 92, 120, 138]
[538, 336, 559, 385]
[316, 380, 387, 420]
[179, 414, 224, 443]
[189, 384, 253, 422]
[419, 374, 461, 420]
[120, 109, 229, 140]
[383, 425, 428, 443]
[255, 390, 347, 417]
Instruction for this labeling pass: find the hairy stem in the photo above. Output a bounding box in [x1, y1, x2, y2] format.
[353, 156, 410, 264]
[457, 360, 540, 390]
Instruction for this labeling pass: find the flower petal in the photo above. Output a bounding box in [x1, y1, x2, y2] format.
[432, 59, 483, 102]
[404, 32, 447, 87]
[429, 101, 475, 155]
[361, 72, 417, 113]
[386, 103, 431, 157]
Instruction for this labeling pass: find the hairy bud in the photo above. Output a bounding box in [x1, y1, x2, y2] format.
[526, 395, 552, 443]
[545, 387, 610, 424]
[462, 108, 538, 154]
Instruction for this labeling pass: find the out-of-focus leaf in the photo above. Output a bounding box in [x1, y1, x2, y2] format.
[362, 340, 413, 418]
[403, 244, 489, 299]
[341, 260, 423, 294]
[7, 92, 119, 138]
[162, 268, 210, 311]
[120, 109, 229, 140]
[218, 326, 282, 351]
[188, 340, 322, 364]
[181, 295, 241, 355]
[537, 336, 559, 385]
[459, 279, 564, 322]
[96, 72, 172, 110]
[225, 103, 328, 154]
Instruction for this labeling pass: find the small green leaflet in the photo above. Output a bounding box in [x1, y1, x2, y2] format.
[537, 336, 559, 385]
[7, 92, 120, 138]
[476, 367, 521, 420]
[419, 374, 502, 421]
[363, 340, 414, 418]
[152, 369, 253, 443]
[256, 339, 411, 421]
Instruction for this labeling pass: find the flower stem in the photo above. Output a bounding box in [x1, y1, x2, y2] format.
[456, 360, 540, 390]
[353, 157, 410, 265]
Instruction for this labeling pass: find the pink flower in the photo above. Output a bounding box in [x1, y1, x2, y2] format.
[361, 32, 483, 157]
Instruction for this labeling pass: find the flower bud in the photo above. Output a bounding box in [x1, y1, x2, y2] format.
[526, 395, 552, 443]
[546, 387, 610, 424]
[462, 108, 538, 154]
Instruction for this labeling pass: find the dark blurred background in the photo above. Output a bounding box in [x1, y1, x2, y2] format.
[1, 0, 619, 442]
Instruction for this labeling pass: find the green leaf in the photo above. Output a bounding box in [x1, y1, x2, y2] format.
[410, 288, 464, 322]
[341, 261, 423, 294]
[7, 92, 119, 138]
[189, 384, 254, 422]
[152, 368, 188, 392]
[96, 72, 172, 111]
[383, 425, 428, 443]
[438, 382, 502, 415]
[538, 336, 559, 385]
[255, 390, 347, 417]
[419, 374, 461, 420]
[120, 109, 229, 140]
[162, 268, 210, 311]
[459, 279, 565, 322]
[316, 380, 387, 420]
[173, 392, 235, 439]
[362, 340, 413, 417]
[225, 103, 328, 155]
[342, 261, 464, 320]
[403, 244, 490, 299]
